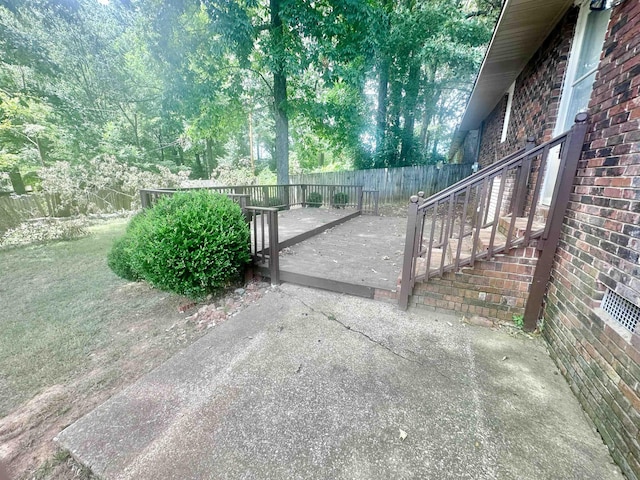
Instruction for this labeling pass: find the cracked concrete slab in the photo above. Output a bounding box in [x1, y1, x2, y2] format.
[56, 284, 622, 480]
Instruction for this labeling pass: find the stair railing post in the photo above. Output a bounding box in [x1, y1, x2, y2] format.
[523, 113, 589, 331]
[399, 195, 420, 310]
[268, 208, 280, 285]
[512, 136, 537, 217]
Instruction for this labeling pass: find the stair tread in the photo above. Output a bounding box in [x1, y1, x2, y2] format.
[499, 215, 545, 232]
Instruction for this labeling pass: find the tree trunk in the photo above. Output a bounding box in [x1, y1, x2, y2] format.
[9, 169, 26, 195]
[248, 111, 255, 175]
[205, 137, 217, 177]
[36, 137, 46, 167]
[399, 57, 420, 164]
[375, 57, 390, 156]
[270, 0, 289, 187]
[419, 64, 440, 156]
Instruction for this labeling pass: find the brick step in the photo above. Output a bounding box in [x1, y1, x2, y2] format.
[497, 215, 545, 238]
[477, 227, 507, 252]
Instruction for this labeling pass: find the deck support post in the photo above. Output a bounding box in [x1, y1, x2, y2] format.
[268, 209, 280, 285]
[399, 195, 420, 310]
[523, 113, 588, 331]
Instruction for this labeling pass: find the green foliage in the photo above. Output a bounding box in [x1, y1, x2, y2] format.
[0, 0, 499, 178]
[106, 213, 147, 281]
[263, 197, 284, 208]
[513, 314, 524, 330]
[109, 191, 250, 297]
[306, 191, 322, 208]
[332, 191, 348, 209]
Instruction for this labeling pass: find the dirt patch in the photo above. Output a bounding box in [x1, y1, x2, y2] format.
[5, 279, 270, 480]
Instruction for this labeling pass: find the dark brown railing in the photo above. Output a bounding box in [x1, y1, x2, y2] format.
[246, 206, 280, 284]
[139, 184, 379, 287]
[140, 184, 370, 212]
[398, 114, 589, 316]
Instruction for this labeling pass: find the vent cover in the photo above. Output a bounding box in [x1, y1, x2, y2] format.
[601, 289, 639, 334]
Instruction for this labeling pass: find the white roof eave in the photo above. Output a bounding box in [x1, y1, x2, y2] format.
[458, 0, 575, 132]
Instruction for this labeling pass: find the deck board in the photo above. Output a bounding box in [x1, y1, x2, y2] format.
[277, 215, 406, 292]
[250, 207, 358, 252]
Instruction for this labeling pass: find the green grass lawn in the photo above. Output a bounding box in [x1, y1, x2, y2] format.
[0, 220, 139, 415]
[0, 219, 208, 479]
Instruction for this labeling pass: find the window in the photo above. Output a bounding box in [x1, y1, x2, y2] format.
[500, 81, 516, 143]
[540, 1, 611, 205]
[556, 3, 611, 133]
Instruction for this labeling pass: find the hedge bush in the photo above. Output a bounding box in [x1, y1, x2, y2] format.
[108, 191, 250, 297]
[333, 191, 348, 208]
[107, 213, 146, 281]
[306, 192, 322, 208]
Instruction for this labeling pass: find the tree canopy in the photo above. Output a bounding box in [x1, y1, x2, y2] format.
[0, 0, 500, 185]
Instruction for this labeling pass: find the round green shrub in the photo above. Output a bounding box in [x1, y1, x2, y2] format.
[108, 191, 250, 297]
[107, 236, 139, 281]
[332, 191, 349, 209]
[306, 192, 322, 208]
[107, 213, 147, 281]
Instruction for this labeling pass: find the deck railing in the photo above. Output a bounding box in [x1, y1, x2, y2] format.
[138, 183, 379, 287]
[246, 206, 280, 285]
[398, 113, 590, 325]
[140, 184, 371, 212]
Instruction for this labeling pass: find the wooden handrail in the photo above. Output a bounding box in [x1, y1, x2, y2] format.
[399, 114, 590, 317]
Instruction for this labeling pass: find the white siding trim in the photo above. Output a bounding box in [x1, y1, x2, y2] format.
[500, 81, 516, 143]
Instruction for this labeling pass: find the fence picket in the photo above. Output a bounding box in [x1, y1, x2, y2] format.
[291, 164, 471, 204]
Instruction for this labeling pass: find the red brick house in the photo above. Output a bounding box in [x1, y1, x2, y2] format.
[402, 0, 639, 477]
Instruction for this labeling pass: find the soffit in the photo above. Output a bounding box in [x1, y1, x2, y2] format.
[459, 0, 575, 131]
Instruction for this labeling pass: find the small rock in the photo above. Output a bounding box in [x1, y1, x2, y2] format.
[234, 288, 245, 295]
[464, 315, 495, 328]
[382, 255, 390, 260]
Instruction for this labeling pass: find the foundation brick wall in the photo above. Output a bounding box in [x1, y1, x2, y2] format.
[410, 247, 539, 322]
[542, 1, 640, 478]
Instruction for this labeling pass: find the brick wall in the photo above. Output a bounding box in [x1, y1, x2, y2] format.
[411, 246, 539, 322]
[477, 96, 507, 167]
[477, 8, 577, 167]
[542, 1, 640, 478]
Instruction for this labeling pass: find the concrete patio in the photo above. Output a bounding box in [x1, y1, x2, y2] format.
[56, 284, 622, 480]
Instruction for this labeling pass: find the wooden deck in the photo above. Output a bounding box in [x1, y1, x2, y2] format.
[250, 207, 359, 252]
[253, 208, 406, 299]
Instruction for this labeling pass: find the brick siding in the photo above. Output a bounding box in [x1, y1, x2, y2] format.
[542, 1, 640, 478]
[477, 8, 577, 167]
[440, 0, 640, 480]
[411, 247, 539, 322]
[460, 2, 640, 478]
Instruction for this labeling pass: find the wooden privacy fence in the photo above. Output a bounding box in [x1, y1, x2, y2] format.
[0, 194, 61, 233]
[291, 164, 473, 203]
[0, 190, 135, 233]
